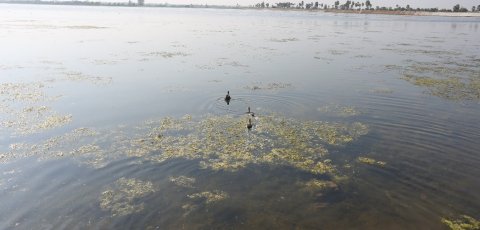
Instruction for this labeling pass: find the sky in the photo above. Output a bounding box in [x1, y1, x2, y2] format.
[95, 0, 480, 9]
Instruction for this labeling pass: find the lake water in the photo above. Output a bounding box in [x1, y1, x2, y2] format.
[1, 4, 479, 229]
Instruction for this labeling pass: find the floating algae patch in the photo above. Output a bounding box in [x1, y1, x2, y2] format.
[3, 113, 369, 175]
[65, 25, 107, 29]
[0, 79, 90, 136]
[62, 71, 112, 85]
[34, 114, 72, 130]
[169, 176, 196, 188]
[123, 114, 368, 175]
[187, 190, 228, 204]
[381, 48, 461, 57]
[269, 38, 298, 42]
[328, 49, 348, 55]
[142, 51, 189, 58]
[100, 177, 156, 217]
[317, 104, 359, 117]
[0, 127, 99, 163]
[389, 57, 480, 101]
[357, 157, 386, 167]
[244, 82, 293, 91]
[441, 215, 480, 230]
[0, 107, 72, 135]
[370, 88, 394, 94]
[215, 59, 249, 68]
[0, 82, 46, 102]
[300, 179, 338, 193]
[402, 75, 480, 101]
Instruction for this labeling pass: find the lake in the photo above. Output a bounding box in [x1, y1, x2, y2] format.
[0, 4, 479, 229]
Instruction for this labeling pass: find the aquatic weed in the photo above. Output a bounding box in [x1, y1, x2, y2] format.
[99, 177, 156, 217]
[441, 215, 480, 230]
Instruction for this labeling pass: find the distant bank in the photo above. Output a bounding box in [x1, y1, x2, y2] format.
[1, 1, 480, 17]
[322, 9, 480, 17]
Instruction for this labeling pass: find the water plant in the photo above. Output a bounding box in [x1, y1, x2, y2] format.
[317, 104, 359, 117]
[387, 56, 480, 101]
[99, 177, 156, 217]
[187, 190, 229, 204]
[169, 176, 196, 188]
[3, 113, 369, 178]
[357, 156, 386, 167]
[441, 215, 480, 230]
[300, 179, 338, 193]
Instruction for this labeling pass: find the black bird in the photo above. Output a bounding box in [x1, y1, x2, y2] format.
[225, 91, 231, 101]
[247, 106, 255, 117]
[247, 118, 253, 130]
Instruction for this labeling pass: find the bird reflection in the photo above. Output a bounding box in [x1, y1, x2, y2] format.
[247, 118, 253, 130]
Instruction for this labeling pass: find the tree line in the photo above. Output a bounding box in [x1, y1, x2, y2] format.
[254, 1, 480, 12]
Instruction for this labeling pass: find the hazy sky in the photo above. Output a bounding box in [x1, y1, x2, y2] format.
[101, 0, 480, 9]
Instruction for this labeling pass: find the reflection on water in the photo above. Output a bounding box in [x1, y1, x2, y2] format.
[1, 4, 480, 229]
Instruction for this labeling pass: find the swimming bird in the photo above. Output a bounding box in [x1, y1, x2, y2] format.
[247, 118, 253, 130]
[247, 106, 255, 117]
[225, 91, 231, 101]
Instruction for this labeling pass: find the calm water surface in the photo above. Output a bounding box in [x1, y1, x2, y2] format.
[0, 4, 479, 229]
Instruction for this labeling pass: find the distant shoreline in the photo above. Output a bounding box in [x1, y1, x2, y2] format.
[2, 1, 480, 18]
[322, 9, 480, 17]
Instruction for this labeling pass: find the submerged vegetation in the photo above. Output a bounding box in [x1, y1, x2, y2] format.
[0, 82, 72, 135]
[170, 176, 196, 188]
[187, 190, 229, 204]
[387, 56, 480, 102]
[0, 63, 112, 136]
[300, 179, 338, 193]
[133, 114, 368, 175]
[2, 113, 368, 177]
[100, 177, 156, 217]
[244, 82, 293, 91]
[317, 104, 359, 117]
[442, 215, 480, 230]
[2, 9, 478, 228]
[357, 156, 386, 167]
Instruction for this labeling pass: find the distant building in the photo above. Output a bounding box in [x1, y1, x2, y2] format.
[138, 0, 144, 6]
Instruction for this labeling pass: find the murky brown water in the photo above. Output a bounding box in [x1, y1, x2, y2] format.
[1, 4, 479, 229]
